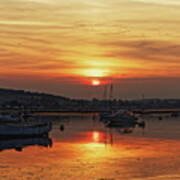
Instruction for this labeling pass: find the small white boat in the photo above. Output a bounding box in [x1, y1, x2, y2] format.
[100, 110, 138, 128]
[0, 122, 52, 137]
[101, 110, 138, 122]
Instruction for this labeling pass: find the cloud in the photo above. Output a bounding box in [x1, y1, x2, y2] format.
[0, 21, 52, 26]
[103, 40, 180, 64]
[130, 0, 180, 6]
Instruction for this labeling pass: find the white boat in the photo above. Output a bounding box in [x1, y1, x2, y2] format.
[0, 122, 52, 137]
[101, 110, 138, 122]
[100, 110, 138, 128]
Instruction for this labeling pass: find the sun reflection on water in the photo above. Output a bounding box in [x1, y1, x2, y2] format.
[92, 131, 105, 143]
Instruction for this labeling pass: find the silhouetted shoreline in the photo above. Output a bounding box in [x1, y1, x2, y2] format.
[0, 88, 180, 113]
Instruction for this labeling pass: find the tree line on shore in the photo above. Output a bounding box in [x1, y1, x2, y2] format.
[0, 88, 180, 111]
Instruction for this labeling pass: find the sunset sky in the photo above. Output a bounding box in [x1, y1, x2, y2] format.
[1, 0, 180, 99]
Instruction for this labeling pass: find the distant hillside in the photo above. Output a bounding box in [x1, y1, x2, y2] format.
[0, 88, 180, 111]
[0, 88, 69, 101]
[0, 88, 72, 110]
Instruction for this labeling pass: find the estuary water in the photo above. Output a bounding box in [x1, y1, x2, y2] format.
[0, 114, 180, 180]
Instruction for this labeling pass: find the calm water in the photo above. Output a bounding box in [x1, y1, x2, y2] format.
[0, 114, 180, 180]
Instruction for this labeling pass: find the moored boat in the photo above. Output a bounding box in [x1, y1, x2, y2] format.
[0, 122, 52, 137]
[106, 119, 137, 128]
[100, 110, 138, 128]
[101, 110, 138, 122]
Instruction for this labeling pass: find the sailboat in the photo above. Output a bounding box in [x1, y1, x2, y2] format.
[100, 83, 114, 120]
[100, 84, 138, 127]
[104, 110, 138, 127]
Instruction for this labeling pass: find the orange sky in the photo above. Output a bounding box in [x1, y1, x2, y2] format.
[1, 0, 180, 99]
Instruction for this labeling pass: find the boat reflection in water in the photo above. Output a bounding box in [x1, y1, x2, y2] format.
[108, 121, 145, 135]
[0, 136, 52, 152]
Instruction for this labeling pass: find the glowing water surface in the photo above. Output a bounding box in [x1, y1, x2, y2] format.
[0, 115, 180, 180]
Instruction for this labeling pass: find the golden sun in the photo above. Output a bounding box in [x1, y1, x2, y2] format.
[92, 79, 101, 86]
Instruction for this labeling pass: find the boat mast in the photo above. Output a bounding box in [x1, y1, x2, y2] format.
[103, 84, 108, 100]
[109, 83, 114, 112]
[109, 83, 113, 100]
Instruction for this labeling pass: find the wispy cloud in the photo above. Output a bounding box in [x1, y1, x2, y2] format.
[130, 0, 180, 6]
[0, 20, 53, 26]
[102, 40, 180, 63]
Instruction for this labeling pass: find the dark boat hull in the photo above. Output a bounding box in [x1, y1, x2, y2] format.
[0, 122, 52, 137]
